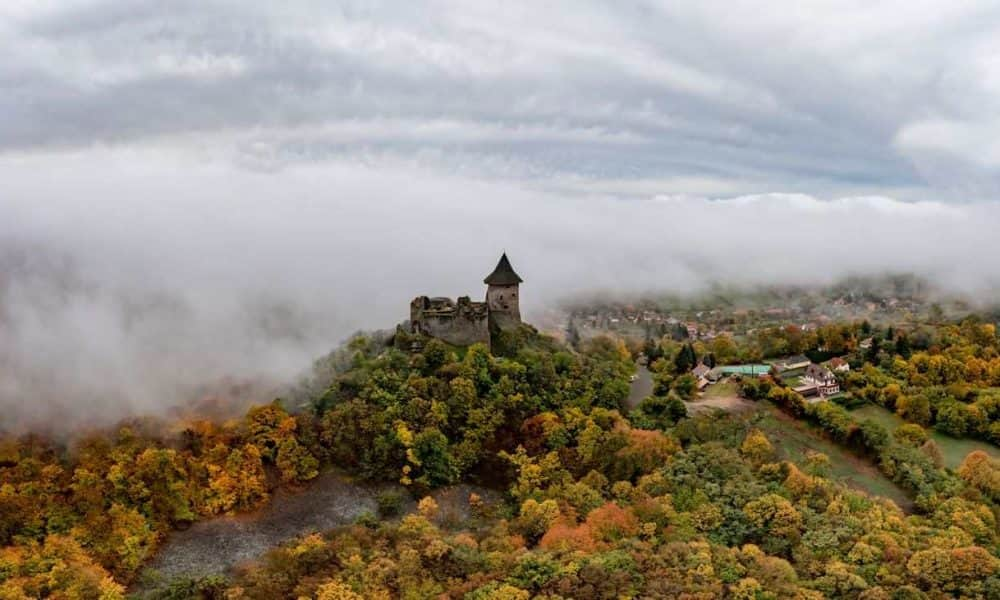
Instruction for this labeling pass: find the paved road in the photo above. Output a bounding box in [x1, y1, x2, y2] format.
[626, 363, 654, 409]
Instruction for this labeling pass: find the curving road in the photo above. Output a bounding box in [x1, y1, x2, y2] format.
[626, 364, 654, 410]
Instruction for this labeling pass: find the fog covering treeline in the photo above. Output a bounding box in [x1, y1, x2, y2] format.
[4, 178, 1000, 431]
[560, 273, 965, 313]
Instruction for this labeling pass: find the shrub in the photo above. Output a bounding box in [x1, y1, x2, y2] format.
[894, 424, 927, 447]
[376, 490, 406, 518]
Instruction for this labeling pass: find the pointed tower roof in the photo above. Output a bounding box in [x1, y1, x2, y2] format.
[484, 253, 523, 285]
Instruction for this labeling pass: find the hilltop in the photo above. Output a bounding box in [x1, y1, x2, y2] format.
[1, 301, 999, 598]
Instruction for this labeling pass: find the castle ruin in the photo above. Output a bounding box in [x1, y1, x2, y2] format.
[409, 253, 523, 347]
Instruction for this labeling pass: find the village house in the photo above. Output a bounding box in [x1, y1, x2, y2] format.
[799, 363, 840, 397]
[828, 357, 850, 373]
[776, 354, 810, 371]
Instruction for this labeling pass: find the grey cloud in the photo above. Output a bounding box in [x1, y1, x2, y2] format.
[5, 1, 1000, 196]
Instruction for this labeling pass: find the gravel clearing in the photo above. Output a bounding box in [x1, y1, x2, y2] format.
[136, 471, 500, 593]
[139, 471, 389, 585]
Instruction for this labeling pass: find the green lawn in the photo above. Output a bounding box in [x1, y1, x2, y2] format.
[703, 381, 739, 398]
[849, 404, 1000, 469]
[754, 404, 913, 510]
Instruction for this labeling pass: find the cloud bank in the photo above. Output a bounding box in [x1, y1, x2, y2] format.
[2, 149, 1000, 429]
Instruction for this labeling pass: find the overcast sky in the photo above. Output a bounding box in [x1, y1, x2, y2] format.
[5, 0, 1000, 197]
[3, 1, 1000, 427]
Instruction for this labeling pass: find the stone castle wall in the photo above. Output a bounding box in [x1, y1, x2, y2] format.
[410, 295, 490, 347]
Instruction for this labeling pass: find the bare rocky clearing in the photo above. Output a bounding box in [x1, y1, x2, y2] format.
[136, 471, 498, 592]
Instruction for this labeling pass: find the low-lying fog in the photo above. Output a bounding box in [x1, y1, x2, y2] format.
[3, 151, 1000, 431]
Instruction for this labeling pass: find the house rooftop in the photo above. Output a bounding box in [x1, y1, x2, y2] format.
[783, 354, 809, 364]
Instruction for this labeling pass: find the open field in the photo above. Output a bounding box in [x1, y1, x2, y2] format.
[686, 395, 756, 414]
[754, 404, 913, 510]
[688, 380, 756, 413]
[703, 380, 739, 398]
[850, 404, 1000, 469]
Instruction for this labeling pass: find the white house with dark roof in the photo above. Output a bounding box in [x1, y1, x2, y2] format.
[801, 363, 840, 396]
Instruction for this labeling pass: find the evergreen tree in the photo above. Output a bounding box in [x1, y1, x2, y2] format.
[865, 336, 881, 363]
[686, 343, 698, 368]
[642, 336, 663, 364]
[895, 333, 911, 358]
[674, 343, 697, 373]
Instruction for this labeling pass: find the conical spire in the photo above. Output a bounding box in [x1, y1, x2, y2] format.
[484, 252, 523, 285]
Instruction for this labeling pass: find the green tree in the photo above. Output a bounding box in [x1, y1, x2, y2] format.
[674, 343, 697, 373]
[935, 402, 969, 437]
[672, 374, 698, 401]
[410, 428, 459, 487]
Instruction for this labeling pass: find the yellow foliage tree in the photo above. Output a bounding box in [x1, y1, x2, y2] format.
[957, 450, 1000, 501]
[743, 494, 803, 540]
[516, 498, 560, 543]
[315, 579, 364, 600]
[739, 429, 774, 466]
[906, 546, 1000, 596]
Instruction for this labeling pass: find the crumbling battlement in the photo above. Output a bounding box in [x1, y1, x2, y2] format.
[410, 295, 490, 347]
[406, 254, 523, 349]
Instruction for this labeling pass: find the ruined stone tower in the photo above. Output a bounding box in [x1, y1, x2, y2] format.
[484, 252, 523, 332]
[408, 253, 523, 348]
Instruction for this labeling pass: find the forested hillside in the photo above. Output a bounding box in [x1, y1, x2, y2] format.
[2, 320, 999, 599]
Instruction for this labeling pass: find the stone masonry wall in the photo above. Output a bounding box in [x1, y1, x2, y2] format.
[410, 296, 490, 347]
